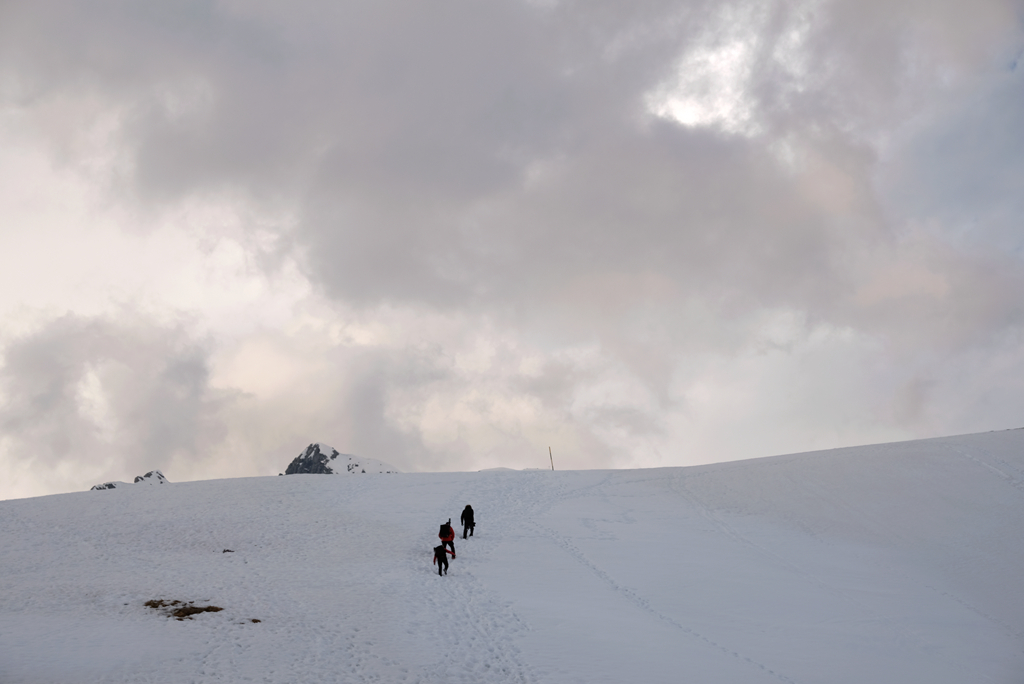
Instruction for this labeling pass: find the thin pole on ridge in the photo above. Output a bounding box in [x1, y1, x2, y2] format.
[549, 446, 555, 471]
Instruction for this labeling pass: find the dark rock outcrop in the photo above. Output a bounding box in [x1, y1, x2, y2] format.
[285, 444, 341, 474]
[134, 470, 169, 485]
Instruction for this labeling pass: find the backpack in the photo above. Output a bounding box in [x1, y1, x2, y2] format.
[439, 522, 451, 538]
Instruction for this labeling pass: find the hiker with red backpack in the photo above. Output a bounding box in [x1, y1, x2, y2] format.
[439, 518, 456, 558]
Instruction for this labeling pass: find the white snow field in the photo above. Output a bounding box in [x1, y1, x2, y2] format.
[2, 430, 1024, 684]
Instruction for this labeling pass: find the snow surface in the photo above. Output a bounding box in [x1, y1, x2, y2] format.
[3, 430, 1024, 683]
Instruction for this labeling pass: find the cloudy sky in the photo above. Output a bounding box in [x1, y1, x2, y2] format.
[1, 0, 1022, 499]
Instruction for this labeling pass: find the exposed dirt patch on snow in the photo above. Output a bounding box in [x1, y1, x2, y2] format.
[145, 599, 224, 620]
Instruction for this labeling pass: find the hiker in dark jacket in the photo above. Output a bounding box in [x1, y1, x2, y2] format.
[433, 543, 452, 576]
[460, 505, 475, 539]
[439, 519, 456, 557]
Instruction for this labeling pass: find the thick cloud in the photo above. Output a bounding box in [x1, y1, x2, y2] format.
[0, 314, 228, 496]
[2, 0, 1024, 498]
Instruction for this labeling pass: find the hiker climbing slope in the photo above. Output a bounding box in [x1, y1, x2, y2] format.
[432, 543, 453, 576]
[460, 504, 475, 539]
[439, 518, 456, 557]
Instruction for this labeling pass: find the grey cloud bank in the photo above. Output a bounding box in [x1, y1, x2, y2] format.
[1, 0, 1023, 499]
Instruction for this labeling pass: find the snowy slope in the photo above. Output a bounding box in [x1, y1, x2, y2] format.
[2, 429, 1024, 683]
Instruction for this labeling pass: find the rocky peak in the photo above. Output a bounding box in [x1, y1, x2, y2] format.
[283, 443, 400, 475]
[91, 470, 170, 491]
[285, 443, 341, 474]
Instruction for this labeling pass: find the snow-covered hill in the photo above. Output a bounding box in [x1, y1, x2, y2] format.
[90, 469, 170, 490]
[2, 429, 1024, 683]
[283, 443, 400, 475]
